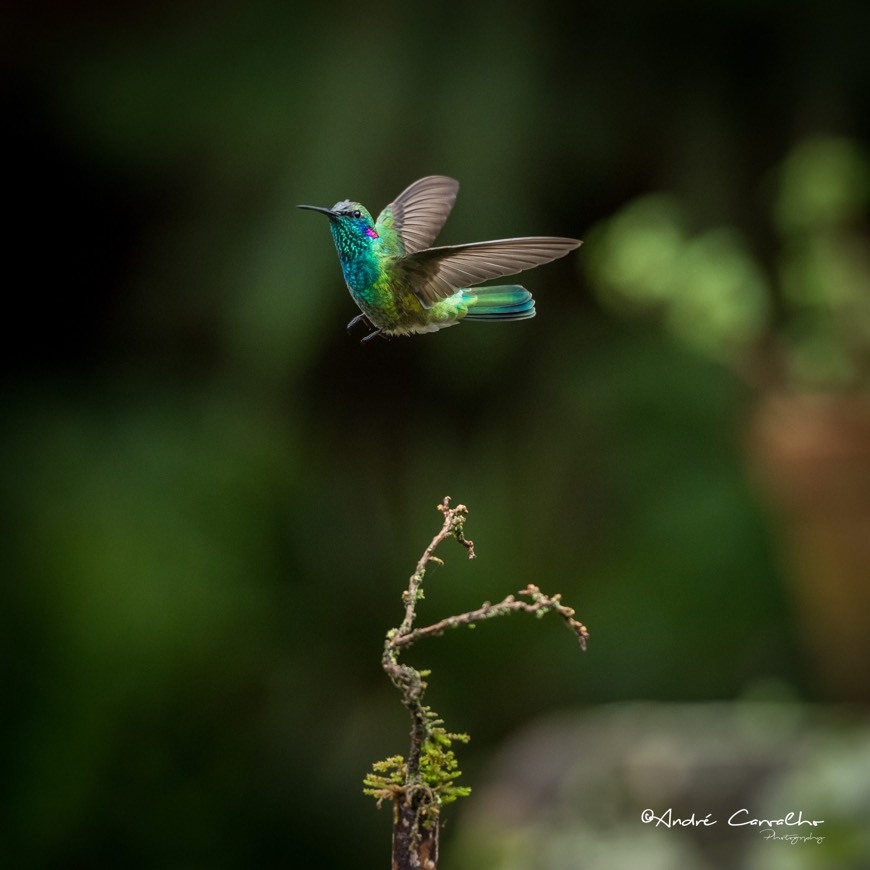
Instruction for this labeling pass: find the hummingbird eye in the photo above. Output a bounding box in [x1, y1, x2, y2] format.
[352, 210, 362, 219]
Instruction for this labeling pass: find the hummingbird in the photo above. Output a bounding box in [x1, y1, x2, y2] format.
[298, 176, 582, 342]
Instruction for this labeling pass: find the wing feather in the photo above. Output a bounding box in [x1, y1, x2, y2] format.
[398, 237, 583, 307]
[376, 176, 459, 254]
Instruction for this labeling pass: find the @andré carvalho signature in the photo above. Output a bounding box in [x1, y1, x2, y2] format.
[641, 807, 825, 833]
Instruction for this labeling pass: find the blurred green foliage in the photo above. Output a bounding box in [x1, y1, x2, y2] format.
[589, 137, 870, 389]
[3, 1, 870, 867]
[587, 195, 772, 360]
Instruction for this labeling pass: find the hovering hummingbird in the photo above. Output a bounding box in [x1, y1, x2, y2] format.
[299, 176, 582, 342]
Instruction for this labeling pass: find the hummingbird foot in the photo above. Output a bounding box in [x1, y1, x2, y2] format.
[346, 313, 373, 332]
[359, 328, 389, 345]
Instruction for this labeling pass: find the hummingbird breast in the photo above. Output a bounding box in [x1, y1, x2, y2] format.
[340, 256, 381, 295]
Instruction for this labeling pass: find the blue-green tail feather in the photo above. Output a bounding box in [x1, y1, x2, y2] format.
[461, 285, 536, 322]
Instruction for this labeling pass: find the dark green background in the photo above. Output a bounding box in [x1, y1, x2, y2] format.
[3, 2, 869, 867]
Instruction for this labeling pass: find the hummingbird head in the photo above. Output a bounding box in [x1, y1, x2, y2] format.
[298, 200, 379, 260]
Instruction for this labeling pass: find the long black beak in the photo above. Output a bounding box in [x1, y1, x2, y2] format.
[297, 204, 335, 217]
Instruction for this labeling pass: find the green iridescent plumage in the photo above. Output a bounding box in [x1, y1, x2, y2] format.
[299, 176, 582, 342]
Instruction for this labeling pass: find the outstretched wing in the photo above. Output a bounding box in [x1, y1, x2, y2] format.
[397, 237, 583, 307]
[376, 176, 460, 255]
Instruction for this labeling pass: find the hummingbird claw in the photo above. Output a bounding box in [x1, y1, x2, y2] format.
[346, 313, 372, 332]
[347, 312, 386, 345]
[360, 328, 388, 345]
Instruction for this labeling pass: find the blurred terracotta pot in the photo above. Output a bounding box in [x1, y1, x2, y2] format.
[749, 392, 870, 702]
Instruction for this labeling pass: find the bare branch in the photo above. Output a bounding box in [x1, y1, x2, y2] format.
[397, 497, 475, 637]
[392, 584, 590, 651]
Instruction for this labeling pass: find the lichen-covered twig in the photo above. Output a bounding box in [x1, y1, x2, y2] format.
[392, 583, 589, 651]
[396, 496, 475, 639]
[368, 497, 588, 870]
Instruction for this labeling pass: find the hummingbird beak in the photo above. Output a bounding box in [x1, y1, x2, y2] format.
[297, 204, 336, 217]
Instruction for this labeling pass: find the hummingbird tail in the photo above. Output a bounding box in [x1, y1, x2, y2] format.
[461, 285, 536, 322]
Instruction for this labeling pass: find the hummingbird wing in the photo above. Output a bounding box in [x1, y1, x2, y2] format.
[376, 176, 460, 254]
[398, 237, 583, 307]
